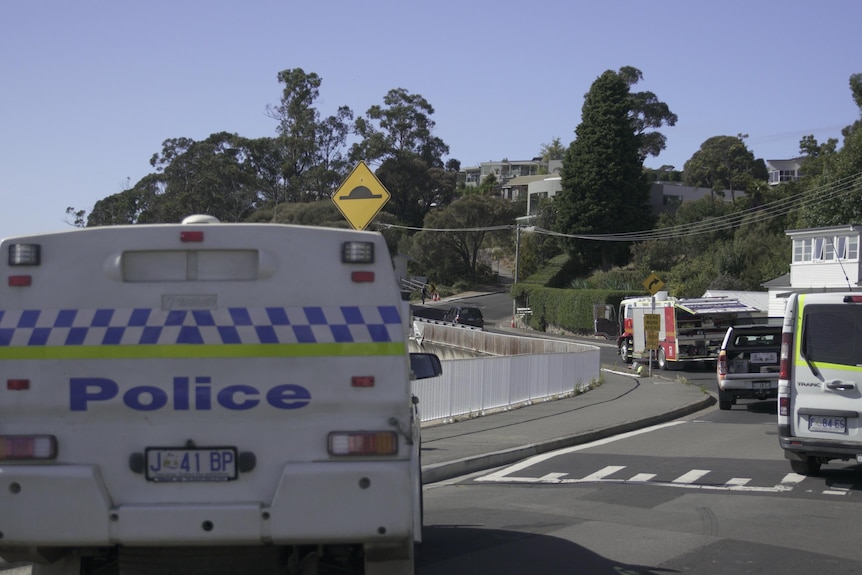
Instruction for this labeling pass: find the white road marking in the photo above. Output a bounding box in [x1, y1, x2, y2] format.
[672, 469, 710, 484]
[724, 477, 751, 487]
[580, 465, 626, 481]
[629, 473, 657, 482]
[472, 421, 850, 495]
[474, 420, 686, 483]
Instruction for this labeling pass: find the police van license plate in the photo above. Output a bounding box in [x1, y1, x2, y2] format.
[808, 416, 847, 434]
[145, 447, 238, 482]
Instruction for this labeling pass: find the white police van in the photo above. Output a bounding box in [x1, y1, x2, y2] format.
[778, 292, 862, 475]
[0, 216, 440, 575]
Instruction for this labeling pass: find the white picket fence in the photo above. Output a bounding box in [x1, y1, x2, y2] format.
[409, 322, 601, 424]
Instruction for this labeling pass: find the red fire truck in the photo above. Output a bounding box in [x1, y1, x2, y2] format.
[599, 292, 761, 370]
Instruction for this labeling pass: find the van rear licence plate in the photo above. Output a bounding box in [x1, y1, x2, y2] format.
[808, 416, 847, 434]
[145, 447, 238, 482]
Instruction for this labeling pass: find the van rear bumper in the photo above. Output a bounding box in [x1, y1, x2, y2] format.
[779, 425, 862, 460]
[0, 461, 415, 548]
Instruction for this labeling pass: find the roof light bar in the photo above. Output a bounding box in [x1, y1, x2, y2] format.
[8, 244, 41, 266]
[342, 241, 374, 264]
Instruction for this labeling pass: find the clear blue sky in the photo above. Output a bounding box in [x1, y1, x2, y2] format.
[2, 0, 860, 238]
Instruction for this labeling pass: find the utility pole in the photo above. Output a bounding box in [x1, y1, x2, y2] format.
[512, 224, 521, 326]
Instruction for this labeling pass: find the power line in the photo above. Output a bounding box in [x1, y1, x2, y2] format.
[375, 171, 862, 242]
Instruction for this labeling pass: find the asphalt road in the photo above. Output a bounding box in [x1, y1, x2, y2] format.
[418, 398, 862, 575]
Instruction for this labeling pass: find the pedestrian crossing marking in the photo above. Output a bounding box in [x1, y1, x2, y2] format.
[474, 464, 856, 496]
[672, 469, 710, 484]
[581, 466, 625, 481]
[629, 473, 656, 482]
[470, 421, 855, 496]
[724, 478, 751, 487]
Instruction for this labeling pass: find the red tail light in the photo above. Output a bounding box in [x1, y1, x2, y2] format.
[328, 432, 398, 456]
[717, 351, 727, 377]
[779, 396, 790, 417]
[7, 379, 30, 390]
[351, 376, 375, 388]
[779, 332, 792, 380]
[0, 435, 57, 460]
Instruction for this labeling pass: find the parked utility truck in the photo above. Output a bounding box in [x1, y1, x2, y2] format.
[602, 292, 760, 370]
[0, 215, 440, 575]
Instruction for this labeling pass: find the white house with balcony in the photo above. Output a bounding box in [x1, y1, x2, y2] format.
[766, 158, 804, 186]
[765, 224, 862, 316]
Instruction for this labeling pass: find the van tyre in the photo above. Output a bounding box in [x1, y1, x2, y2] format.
[789, 457, 822, 476]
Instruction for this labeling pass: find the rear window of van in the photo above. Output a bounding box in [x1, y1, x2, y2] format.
[802, 305, 862, 367]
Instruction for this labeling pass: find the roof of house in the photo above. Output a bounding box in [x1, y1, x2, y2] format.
[503, 175, 551, 187]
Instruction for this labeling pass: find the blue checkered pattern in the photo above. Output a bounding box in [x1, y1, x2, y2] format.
[0, 306, 403, 347]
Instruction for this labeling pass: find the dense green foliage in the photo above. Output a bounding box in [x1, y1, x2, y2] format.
[511, 284, 632, 335]
[683, 135, 768, 201]
[75, 65, 862, 301]
[408, 195, 518, 285]
[553, 69, 657, 273]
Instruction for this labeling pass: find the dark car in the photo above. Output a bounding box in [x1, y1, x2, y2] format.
[443, 306, 484, 329]
[716, 324, 781, 410]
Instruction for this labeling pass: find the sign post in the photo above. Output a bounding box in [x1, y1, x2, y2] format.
[643, 313, 660, 377]
[332, 161, 391, 230]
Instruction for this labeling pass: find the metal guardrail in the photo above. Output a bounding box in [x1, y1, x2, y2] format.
[409, 321, 601, 425]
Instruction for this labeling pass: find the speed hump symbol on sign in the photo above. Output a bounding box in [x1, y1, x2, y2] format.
[332, 161, 391, 230]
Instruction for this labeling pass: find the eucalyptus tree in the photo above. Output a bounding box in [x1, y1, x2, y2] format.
[617, 66, 679, 161]
[409, 195, 517, 285]
[146, 132, 258, 222]
[795, 73, 862, 228]
[350, 88, 457, 227]
[266, 68, 354, 203]
[683, 134, 768, 201]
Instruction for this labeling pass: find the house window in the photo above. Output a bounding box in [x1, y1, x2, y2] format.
[848, 236, 859, 260]
[793, 238, 813, 262]
[823, 237, 836, 260]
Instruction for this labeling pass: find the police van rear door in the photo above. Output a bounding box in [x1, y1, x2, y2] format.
[792, 294, 862, 439]
[0, 221, 411, 507]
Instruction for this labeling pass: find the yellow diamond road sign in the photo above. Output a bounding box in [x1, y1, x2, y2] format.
[332, 161, 391, 230]
[643, 272, 665, 295]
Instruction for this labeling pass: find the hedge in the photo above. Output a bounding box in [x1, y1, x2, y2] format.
[510, 283, 647, 336]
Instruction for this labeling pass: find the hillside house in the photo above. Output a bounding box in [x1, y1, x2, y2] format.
[765, 224, 862, 316]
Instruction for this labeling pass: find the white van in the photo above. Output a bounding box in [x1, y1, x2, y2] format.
[778, 292, 862, 475]
[0, 217, 440, 575]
